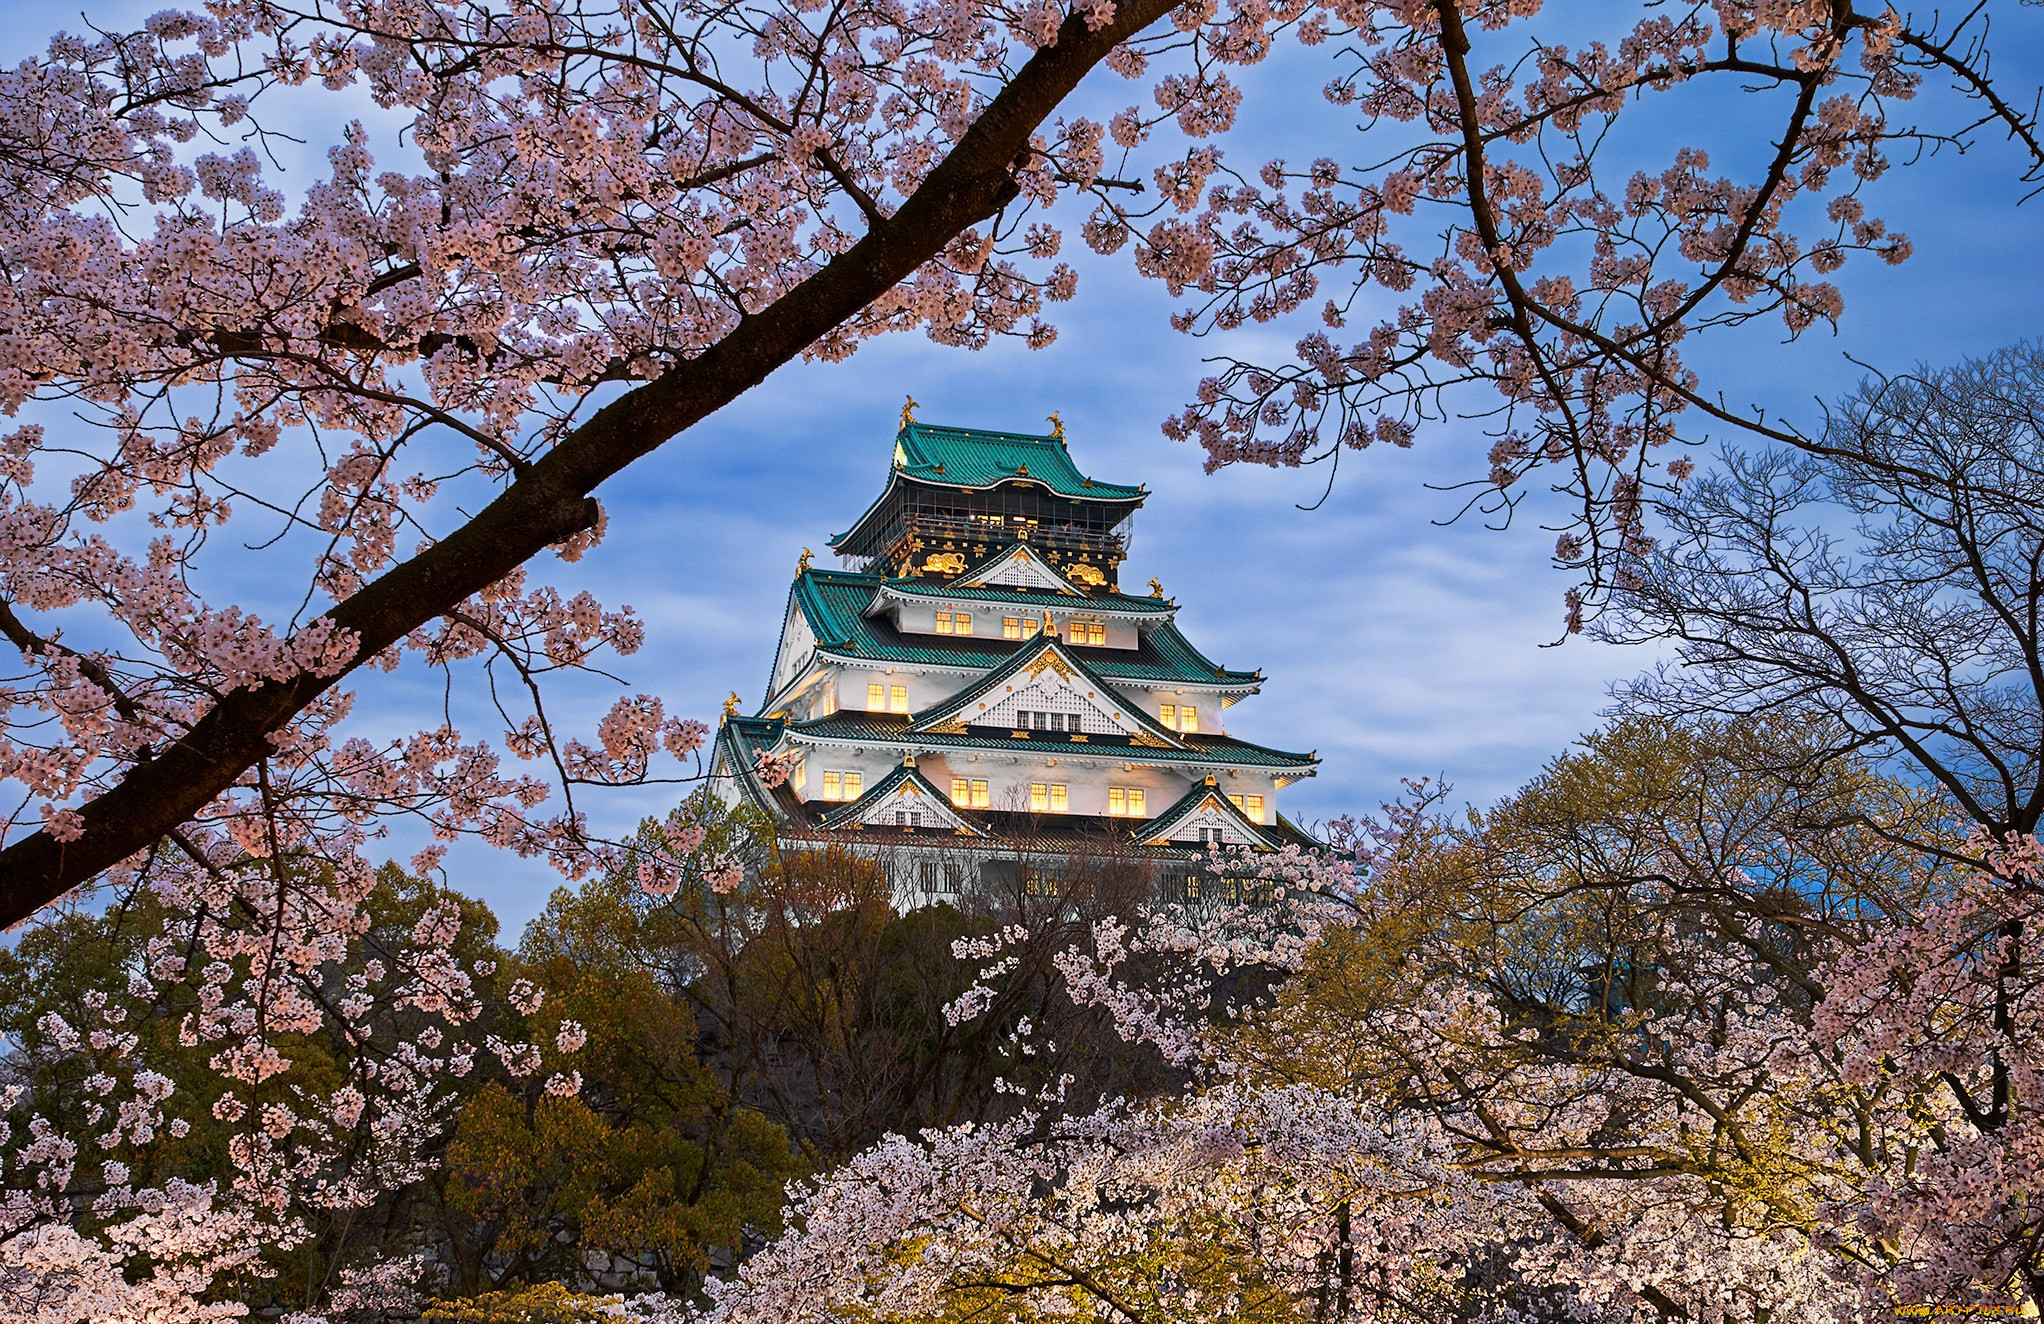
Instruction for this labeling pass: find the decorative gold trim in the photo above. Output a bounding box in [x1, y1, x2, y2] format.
[923, 719, 967, 735]
[722, 692, 743, 718]
[901, 395, 918, 430]
[1066, 562, 1106, 588]
[1130, 731, 1174, 749]
[797, 547, 812, 573]
[1048, 412, 1065, 442]
[1024, 650, 1075, 681]
[1148, 578, 1164, 598]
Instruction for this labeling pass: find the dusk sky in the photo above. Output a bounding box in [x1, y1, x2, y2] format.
[14, 1, 2044, 929]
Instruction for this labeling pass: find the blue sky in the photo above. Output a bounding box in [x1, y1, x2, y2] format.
[12, 3, 2044, 930]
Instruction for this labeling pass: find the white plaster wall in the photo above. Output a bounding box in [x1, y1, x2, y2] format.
[918, 750, 1191, 818]
[797, 741, 1287, 824]
[769, 608, 819, 699]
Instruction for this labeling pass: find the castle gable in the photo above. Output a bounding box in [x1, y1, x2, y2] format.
[1140, 784, 1280, 849]
[952, 542, 1084, 595]
[816, 762, 987, 835]
[910, 638, 1187, 746]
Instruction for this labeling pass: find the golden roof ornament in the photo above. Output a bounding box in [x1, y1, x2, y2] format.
[1047, 411, 1065, 443]
[1148, 577, 1164, 598]
[797, 547, 813, 573]
[1043, 608, 1057, 638]
[900, 394, 919, 431]
[722, 691, 742, 718]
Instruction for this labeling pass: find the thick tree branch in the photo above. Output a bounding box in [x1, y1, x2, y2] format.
[0, 0, 1179, 925]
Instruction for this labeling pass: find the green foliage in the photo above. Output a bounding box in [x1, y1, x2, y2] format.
[441, 856, 803, 1297]
[422, 1282, 626, 1322]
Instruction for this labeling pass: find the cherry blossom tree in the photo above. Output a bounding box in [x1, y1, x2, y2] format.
[2, 0, 2042, 1314]
[712, 736, 2040, 1323]
[0, 0, 2037, 928]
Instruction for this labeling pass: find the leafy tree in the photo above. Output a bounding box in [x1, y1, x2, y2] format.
[439, 869, 801, 1298]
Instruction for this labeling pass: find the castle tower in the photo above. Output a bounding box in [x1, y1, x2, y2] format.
[710, 416, 1319, 899]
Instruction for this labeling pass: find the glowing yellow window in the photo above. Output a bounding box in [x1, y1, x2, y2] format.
[822, 770, 842, 800]
[1245, 794, 1264, 821]
[842, 771, 863, 798]
[1160, 703, 1178, 730]
[1049, 784, 1068, 812]
[1003, 617, 1022, 640]
[1127, 788, 1145, 816]
[1022, 616, 1040, 637]
[955, 612, 973, 635]
[970, 779, 990, 808]
[866, 683, 885, 712]
[935, 611, 953, 634]
[1108, 788, 1126, 816]
[1179, 705, 1198, 734]
[889, 684, 908, 713]
[951, 777, 971, 805]
[1229, 794, 1243, 811]
[1030, 783, 1048, 811]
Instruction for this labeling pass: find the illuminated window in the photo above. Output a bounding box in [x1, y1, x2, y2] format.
[955, 612, 973, 635]
[1022, 616, 1040, 637]
[792, 761, 807, 793]
[866, 683, 885, 712]
[843, 771, 863, 799]
[889, 684, 909, 714]
[1179, 705, 1198, 734]
[1003, 617, 1022, 640]
[1108, 787, 1146, 816]
[822, 770, 841, 800]
[1075, 620, 1105, 645]
[1246, 794, 1264, 821]
[951, 777, 971, 805]
[1023, 783, 1070, 814]
[1183, 874, 1201, 901]
[935, 611, 953, 634]
[1160, 703, 1177, 730]
[970, 779, 989, 808]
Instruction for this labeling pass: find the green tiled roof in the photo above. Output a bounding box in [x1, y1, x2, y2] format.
[893, 423, 1144, 500]
[714, 716, 801, 818]
[779, 712, 1318, 770]
[877, 577, 1177, 614]
[791, 570, 1260, 686]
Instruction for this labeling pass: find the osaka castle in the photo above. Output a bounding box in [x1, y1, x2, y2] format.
[709, 410, 1320, 896]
